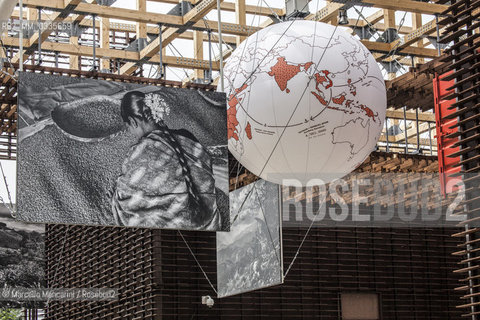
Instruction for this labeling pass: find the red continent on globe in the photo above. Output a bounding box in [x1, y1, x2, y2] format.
[268, 57, 313, 93]
[227, 84, 248, 141]
[245, 122, 252, 140]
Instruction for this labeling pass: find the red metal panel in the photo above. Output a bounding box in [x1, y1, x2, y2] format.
[433, 71, 461, 197]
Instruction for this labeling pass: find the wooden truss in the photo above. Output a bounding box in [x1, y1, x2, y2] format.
[0, 0, 451, 83]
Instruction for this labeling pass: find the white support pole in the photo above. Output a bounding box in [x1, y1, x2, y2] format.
[216, 0, 224, 91]
[19, 0, 23, 71]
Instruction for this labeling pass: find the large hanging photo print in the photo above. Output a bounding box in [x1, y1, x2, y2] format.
[17, 73, 229, 231]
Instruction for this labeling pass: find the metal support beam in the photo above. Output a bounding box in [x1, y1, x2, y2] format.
[216, 0, 224, 91]
[92, 14, 97, 71]
[403, 106, 408, 153]
[415, 108, 420, 152]
[37, 7, 42, 65]
[427, 121, 432, 155]
[19, 0, 24, 71]
[385, 118, 390, 152]
[158, 23, 163, 79]
[435, 14, 441, 56]
[208, 30, 212, 83]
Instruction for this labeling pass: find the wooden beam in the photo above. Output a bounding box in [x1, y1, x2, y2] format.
[193, 31, 204, 79]
[306, 2, 344, 22]
[395, 122, 434, 143]
[69, 36, 79, 70]
[392, 19, 438, 55]
[22, 0, 63, 10]
[386, 109, 435, 122]
[365, 9, 384, 25]
[235, 0, 246, 45]
[120, 0, 222, 75]
[21, 0, 448, 25]
[383, 9, 396, 30]
[183, 0, 218, 23]
[100, 17, 110, 71]
[383, 9, 396, 80]
[177, 31, 237, 44]
[362, 40, 439, 58]
[222, 1, 283, 16]
[35, 17, 238, 44]
[27, 7, 38, 21]
[149, 0, 284, 16]
[398, 46, 438, 58]
[136, 0, 147, 39]
[25, 1, 185, 25]
[362, 0, 447, 15]
[369, 22, 412, 34]
[149, 55, 219, 70]
[378, 135, 436, 147]
[192, 20, 261, 36]
[3, 37, 220, 70]
[12, 0, 83, 64]
[411, 13, 425, 65]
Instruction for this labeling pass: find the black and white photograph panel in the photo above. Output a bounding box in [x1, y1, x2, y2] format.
[0, 204, 45, 308]
[217, 179, 283, 298]
[17, 72, 229, 231]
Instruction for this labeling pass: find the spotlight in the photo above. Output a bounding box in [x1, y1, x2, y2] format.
[338, 9, 349, 25]
[202, 295, 214, 308]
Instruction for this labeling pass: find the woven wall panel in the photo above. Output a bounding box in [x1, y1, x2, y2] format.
[157, 227, 461, 319]
[45, 225, 159, 320]
[46, 224, 462, 319]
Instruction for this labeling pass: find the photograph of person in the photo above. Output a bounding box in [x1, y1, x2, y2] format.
[17, 73, 229, 231]
[112, 91, 220, 229]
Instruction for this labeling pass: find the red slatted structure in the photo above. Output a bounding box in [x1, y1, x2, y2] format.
[433, 71, 461, 197]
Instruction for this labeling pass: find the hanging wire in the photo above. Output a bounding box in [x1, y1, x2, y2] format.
[352, 6, 381, 41]
[352, 6, 364, 30]
[167, 43, 192, 80]
[0, 195, 15, 218]
[178, 230, 218, 294]
[303, 0, 322, 180]
[166, 66, 183, 81]
[253, 183, 281, 265]
[381, 11, 409, 74]
[261, 0, 282, 22]
[284, 209, 320, 277]
[234, 163, 243, 190]
[206, 0, 262, 87]
[0, 161, 14, 207]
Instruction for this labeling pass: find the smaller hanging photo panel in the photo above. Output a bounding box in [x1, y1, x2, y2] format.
[217, 179, 283, 298]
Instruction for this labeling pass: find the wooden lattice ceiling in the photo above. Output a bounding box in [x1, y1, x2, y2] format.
[0, 0, 453, 158]
[0, 0, 451, 82]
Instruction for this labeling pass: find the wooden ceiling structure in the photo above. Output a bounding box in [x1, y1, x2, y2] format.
[0, 0, 452, 159]
[0, 0, 449, 80]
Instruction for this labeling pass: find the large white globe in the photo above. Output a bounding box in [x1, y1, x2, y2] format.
[223, 20, 386, 186]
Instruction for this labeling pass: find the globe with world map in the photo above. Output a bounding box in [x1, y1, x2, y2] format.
[223, 20, 387, 185]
